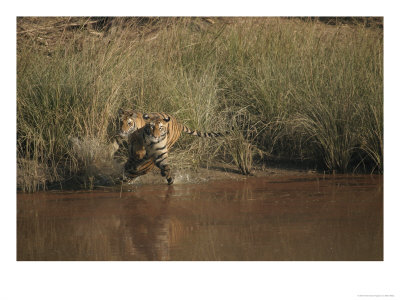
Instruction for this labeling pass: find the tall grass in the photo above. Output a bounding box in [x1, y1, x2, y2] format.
[17, 17, 383, 191]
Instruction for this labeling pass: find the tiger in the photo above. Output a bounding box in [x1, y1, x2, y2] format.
[123, 115, 175, 184]
[118, 109, 224, 150]
[122, 112, 226, 185]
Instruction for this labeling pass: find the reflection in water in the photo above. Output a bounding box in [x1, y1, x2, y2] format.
[121, 186, 173, 260]
[17, 175, 383, 261]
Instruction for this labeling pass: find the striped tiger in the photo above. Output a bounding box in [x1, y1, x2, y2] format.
[118, 109, 224, 150]
[122, 113, 225, 184]
[124, 115, 175, 184]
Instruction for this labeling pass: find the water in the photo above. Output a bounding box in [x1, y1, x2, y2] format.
[17, 174, 383, 261]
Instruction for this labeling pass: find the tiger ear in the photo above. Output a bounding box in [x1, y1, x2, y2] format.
[163, 116, 170, 122]
[118, 108, 124, 116]
[143, 113, 150, 120]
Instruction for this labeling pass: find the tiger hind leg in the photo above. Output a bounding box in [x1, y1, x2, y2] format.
[123, 157, 154, 180]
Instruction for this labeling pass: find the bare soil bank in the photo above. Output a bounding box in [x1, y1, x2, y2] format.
[119, 163, 320, 188]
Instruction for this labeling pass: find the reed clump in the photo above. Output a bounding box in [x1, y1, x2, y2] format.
[17, 17, 383, 191]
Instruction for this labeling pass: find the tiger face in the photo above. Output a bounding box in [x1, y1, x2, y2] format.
[143, 114, 170, 144]
[118, 109, 145, 138]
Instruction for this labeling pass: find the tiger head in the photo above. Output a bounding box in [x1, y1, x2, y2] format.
[143, 114, 170, 143]
[118, 109, 146, 138]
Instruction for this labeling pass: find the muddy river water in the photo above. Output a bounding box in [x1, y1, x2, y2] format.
[17, 174, 383, 261]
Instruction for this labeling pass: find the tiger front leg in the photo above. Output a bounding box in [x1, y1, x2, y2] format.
[134, 145, 146, 160]
[161, 165, 174, 185]
[122, 142, 147, 179]
[155, 154, 174, 185]
[130, 142, 146, 161]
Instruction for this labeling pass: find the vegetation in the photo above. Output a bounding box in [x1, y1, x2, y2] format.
[17, 17, 383, 191]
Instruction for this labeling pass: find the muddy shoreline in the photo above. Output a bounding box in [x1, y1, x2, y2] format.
[38, 163, 320, 191]
[109, 164, 321, 189]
